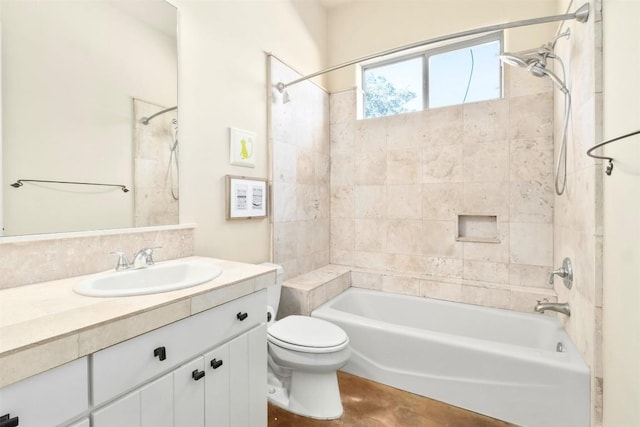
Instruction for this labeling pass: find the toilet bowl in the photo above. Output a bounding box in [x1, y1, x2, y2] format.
[262, 263, 350, 420]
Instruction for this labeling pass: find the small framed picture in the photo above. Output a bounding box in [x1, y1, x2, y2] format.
[225, 175, 268, 220]
[229, 127, 256, 167]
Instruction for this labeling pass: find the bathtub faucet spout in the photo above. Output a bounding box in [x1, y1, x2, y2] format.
[534, 300, 571, 316]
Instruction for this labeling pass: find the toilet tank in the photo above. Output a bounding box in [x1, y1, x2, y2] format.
[260, 263, 283, 314]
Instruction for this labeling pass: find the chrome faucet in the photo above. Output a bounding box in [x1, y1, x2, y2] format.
[110, 247, 161, 271]
[535, 300, 571, 316]
[132, 247, 160, 269]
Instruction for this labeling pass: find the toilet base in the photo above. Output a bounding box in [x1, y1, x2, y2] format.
[268, 368, 344, 420]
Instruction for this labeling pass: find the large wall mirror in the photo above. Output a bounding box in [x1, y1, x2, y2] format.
[1, 0, 178, 237]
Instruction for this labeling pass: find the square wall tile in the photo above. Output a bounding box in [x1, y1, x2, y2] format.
[422, 183, 463, 221]
[422, 143, 463, 183]
[509, 222, 553, 267]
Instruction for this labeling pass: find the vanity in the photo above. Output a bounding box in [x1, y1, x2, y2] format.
[0, 257, 275, 427]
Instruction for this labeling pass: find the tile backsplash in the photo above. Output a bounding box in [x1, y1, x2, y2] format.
[0, 225, 194, 289]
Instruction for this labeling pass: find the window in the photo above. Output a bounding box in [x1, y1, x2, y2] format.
[362, 33, 502, 119]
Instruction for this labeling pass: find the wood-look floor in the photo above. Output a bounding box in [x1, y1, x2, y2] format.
[268, 371, 516, 427]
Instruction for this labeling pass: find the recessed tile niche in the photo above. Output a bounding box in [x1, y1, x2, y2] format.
[456, 214, 499, 243]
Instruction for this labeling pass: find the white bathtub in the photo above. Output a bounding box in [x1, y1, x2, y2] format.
[311, 287, 589, 427]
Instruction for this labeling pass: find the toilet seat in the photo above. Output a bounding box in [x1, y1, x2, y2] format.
[268, 315, 349, 354]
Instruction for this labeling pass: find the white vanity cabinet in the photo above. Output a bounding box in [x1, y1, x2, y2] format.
[0, 357, 88, 427]
[90, 290, 267, 427]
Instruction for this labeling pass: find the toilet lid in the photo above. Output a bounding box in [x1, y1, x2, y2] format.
[268, 315, 348, 349]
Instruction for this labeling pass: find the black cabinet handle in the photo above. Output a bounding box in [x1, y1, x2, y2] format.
[192, 369, 205, 381]
[154, 346, 167, 361]
[0, 413, 19, 427]
[210, 358, 224, 369]
[236, 312, 248, 321]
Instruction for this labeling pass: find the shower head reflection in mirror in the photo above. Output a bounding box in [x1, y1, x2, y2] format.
[500, 29, 571, 195]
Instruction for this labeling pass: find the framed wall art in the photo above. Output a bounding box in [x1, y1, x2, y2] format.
[225, 175, 268, 220]
[229, 127, 256, 167]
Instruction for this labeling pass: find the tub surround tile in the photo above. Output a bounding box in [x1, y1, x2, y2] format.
[0, 257, 276, 387]
[509, 180, 554, 224]
[350, 270, 383, 290]
[462, 139, 509, 183]
[509, 92, 554, 140]
[510, 137, 554, 183]
[386, 111, 422, 149]
[354, 219, 387, 252]
[509, 222, 553, 267]
[508, 263, 553, 288]
[356, 117, 386, 151]
[461, 285, 511, 310]
[387, 149, 422, 184]
[420, 279, 463, 302]
[422, 104, 464, 146]
[463, 260, 509, 284]
[422, 142, 464, 183]
[355, 149, 387, 185]
[422, 183, 463, 221]
[382, 275, 420, 296]
[353, 251, 387, 269]
[272, 58, 331, 280]
[355, 185, 387, 218]
[463, 98, 509, 143]
[387, 185, 422, 219]
[280, 264, 352, 315]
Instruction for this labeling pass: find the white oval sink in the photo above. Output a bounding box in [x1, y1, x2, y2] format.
[73, 258, 223, 297]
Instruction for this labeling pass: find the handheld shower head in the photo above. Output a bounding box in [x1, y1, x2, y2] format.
[528, 62, 569, 94]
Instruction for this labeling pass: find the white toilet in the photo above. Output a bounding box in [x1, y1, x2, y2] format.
[262, 263, 350, 420]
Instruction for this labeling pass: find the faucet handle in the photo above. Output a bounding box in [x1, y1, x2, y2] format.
[548, 258, 573, 288]
[110, 251, 131, 271]
[138, 246, 162, 265]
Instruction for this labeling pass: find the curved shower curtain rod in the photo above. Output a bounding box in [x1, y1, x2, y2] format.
[275, 3, 590, 93]
[141, 105, 177, 125]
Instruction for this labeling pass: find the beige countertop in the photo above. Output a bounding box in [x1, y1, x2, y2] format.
[0, 256, 276, 388]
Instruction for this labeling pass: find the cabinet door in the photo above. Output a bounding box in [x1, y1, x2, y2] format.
[247, 324, 267, 427]
[204, 342, 230, 427]
[141, 372, 174, 427]
[0, 357, 88, 427]
[173, 357, 205, 427]
[92, 390, 140, 427]
[228, 333, 249, 426]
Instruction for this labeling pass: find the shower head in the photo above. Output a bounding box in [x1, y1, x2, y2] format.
[499, 52, 537, 68]
[528, 62, 569, 94]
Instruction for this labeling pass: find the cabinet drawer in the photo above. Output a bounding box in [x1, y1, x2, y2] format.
[92, 289, 265, 405]
[0, 357, 88, 427]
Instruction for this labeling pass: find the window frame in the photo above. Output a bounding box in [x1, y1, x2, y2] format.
[361, 32, 504, 117]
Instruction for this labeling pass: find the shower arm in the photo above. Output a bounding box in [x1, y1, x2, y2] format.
[274, 3, 589, 93]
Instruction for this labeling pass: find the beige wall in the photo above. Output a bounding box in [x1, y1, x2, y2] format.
[325, 0, 559, 92]
[174, 0, 327, 263]
[602, 0, 640, 425]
